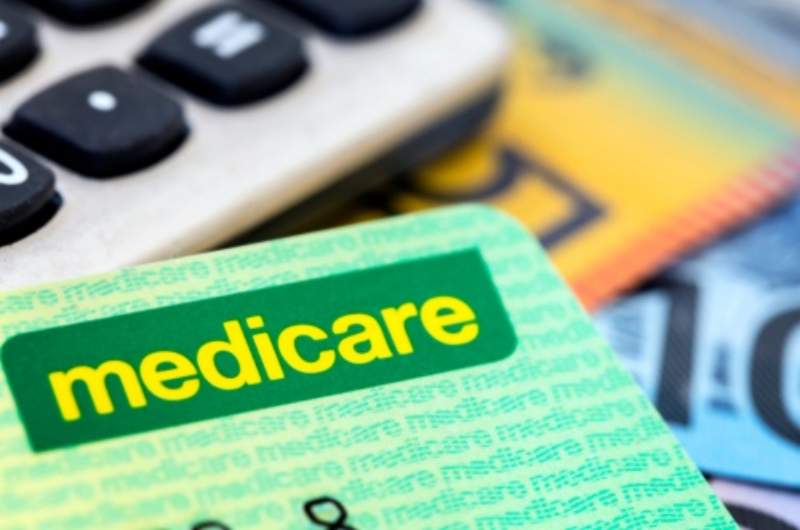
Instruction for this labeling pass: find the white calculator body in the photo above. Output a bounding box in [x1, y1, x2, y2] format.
[0, 0, 509, 290]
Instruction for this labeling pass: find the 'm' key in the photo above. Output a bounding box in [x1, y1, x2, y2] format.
[0, 142, 56, 244]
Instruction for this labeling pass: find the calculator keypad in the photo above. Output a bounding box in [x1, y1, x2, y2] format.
[0, 4, 39, 83]
[0, 142, 55, 238]
[0, 0, 455, 247]
[4, 66, 189, 178]
[18, 0, 154, 25]
[138, 5, 309, 106]
[269, 0, 423, 37]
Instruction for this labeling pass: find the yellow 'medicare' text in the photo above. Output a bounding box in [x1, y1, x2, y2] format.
[48, 295, 479, 422]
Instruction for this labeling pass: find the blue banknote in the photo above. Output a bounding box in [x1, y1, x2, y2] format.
[596, 195, 800, 488]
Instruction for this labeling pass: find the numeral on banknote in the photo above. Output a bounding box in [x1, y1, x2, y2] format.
[752, 307, 800, 445]
[640, 281, 800, 447]
[651, 279, 699, 426]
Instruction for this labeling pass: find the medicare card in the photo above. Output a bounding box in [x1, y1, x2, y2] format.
[0, 206, 733, 529]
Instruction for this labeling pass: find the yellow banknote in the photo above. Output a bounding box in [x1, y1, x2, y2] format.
[309, 0, 800, 310]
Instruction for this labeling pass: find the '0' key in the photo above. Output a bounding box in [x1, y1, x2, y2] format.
[0, 142, 57, 244]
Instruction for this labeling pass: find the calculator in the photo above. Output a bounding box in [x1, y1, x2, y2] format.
[0, 0, 508, 290]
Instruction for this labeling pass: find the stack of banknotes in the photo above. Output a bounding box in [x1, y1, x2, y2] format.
[288, 0, 800, 526]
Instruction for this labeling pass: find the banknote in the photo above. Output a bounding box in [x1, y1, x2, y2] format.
[572, 0, 800, 125]
[596, 195, 800, 488]
[712, 479, 800, 529]
[648, 0, 800, 76]
[0, 205, 736, 529]
[292, 0, 800, 310]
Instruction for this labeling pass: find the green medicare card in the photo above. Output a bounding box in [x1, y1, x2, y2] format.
[0, 206, 733, 529]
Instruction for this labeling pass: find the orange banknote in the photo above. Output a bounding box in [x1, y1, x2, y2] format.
[286, 0, 800, 310]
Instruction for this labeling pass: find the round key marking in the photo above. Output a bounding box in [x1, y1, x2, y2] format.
[88, 90, 117, 112]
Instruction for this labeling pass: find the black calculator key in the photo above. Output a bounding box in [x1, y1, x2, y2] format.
[18, 0, 153, 25]
[0, 142, 55, 236]
[138, 5, 308, 106]
[269, 0, 422, 37]
[5, 66, 189, 178]
[0, 4, 39, 82]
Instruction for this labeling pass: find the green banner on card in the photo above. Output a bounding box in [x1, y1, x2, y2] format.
[2, 250, 516, 452]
